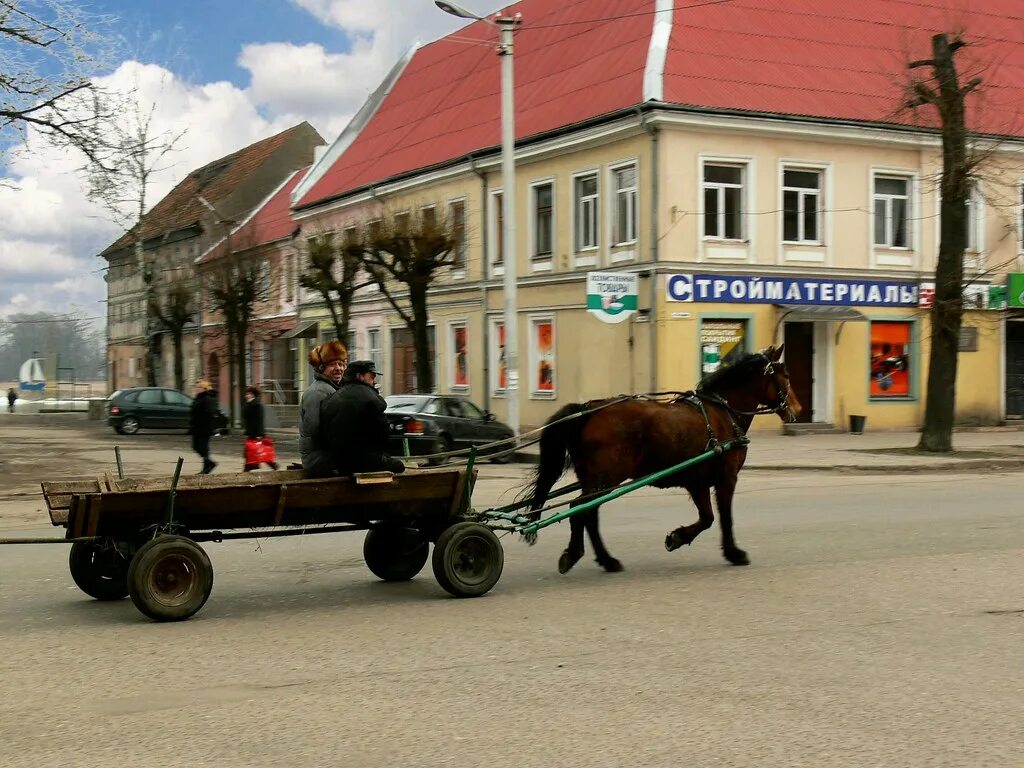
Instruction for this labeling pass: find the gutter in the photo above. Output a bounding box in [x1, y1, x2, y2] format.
[470, 153, 491, 414]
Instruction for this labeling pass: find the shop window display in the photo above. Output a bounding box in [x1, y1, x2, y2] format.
[870, 321, 911, 397]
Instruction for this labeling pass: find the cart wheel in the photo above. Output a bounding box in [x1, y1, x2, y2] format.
[432, 522, 504, 598]
[363, 526, 429, 581]
[69, 540, 130, 600]
[127, 535, 213, 622]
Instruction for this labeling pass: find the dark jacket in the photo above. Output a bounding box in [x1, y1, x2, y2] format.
[321, 379, 391, 474]
[299, 372, 340, 474]
[189, 390, 220, 438]
[243, 398, 265, 440]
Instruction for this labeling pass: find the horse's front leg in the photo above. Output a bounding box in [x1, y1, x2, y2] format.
[715, 479, 749, 566]
[665, 485, 714, 552]
[583, 507, 623, 573]
[558, 507, 587, 574]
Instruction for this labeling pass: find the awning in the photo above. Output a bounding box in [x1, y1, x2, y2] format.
[282, 320, 319, 339]
[776, 305, 867, 322]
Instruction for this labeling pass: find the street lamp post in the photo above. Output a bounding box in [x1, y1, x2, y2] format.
[435, 1, 522, 437]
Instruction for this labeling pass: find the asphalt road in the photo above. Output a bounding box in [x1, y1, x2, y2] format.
[1, 466, 1022, 768]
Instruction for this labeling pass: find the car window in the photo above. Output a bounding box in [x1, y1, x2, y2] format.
[423, 399, 445, 415]
[459, 400, 485, 419]
[137, 389, 162, 405]
[164, 391, 192, 406]
[122, 391, 139, 403]
[385, 397, 427, 413]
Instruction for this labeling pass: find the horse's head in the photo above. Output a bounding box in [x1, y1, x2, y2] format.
[758, 344, 801, 423]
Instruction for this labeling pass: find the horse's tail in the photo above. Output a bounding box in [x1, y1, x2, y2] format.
[525, 402, 591, 512]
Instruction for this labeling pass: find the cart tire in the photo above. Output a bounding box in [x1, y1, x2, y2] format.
[69, 540, 130, 600]
[432, 522, 504, 598]
[363, 527, 429, 581]
[127, 535, 213, 621]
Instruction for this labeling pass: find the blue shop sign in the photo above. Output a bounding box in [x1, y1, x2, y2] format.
[666, 273, 918, 307]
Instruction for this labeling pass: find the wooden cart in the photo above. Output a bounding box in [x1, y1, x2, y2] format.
[38, 465, 501, 622]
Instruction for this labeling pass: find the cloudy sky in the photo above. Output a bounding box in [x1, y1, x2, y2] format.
[0, 0, 503, 324]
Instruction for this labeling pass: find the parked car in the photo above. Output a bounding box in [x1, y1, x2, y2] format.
[384, 394, 515, 464]
[107, 387, 229, 436]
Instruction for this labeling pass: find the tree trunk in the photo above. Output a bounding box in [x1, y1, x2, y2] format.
[409, 284, 433, 393]
[917, 33, 969, 453]
[172, 330, 184, 392]
[225, 324, 237, 427]
[235, 323, 248, 427]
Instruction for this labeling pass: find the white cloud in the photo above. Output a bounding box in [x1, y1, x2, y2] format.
[0, 2, 500, 324]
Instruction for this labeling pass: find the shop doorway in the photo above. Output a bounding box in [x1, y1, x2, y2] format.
[1006, 321, 1024, 418]
[783, 322, 814, 422]
[390, 327, 436, 394]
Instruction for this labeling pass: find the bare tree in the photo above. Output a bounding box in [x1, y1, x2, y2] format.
[207, 256, 260, 424]
[298, 232, 371, 343]
[1, 0, 119, 165]
[906, 32, 983, 452]
[146, 271, 193, 391]
[359, 209, 457, 393]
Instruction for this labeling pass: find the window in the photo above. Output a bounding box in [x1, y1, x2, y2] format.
[394, 211, 411, 234]
[258, 260, 271, 301]
[490, 320, 506, 394]
[529, 316, 555, 397]
[873, 175, 910, 248]
[870, 321, 912, 398]
[367, 328, 381, 371]
[965, 182, 979, 253]
[612, 164, 638, 245]
[421, 205, 437, 230]
[532, 182, 554, 258]
[459, 399, 485, 419]
[137, 389, 162, 405]
[703, 163, 745, 240]
[699, 319, 748, 375]
[490, 191, 504, 267]
[574, 173, 599, 251]
[449, 322, 469, 389]
[782, 168, 822, 243]
[448, 200, 467, 269]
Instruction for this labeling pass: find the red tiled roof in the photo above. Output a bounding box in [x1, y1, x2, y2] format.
[297, 0, 1024, 210]
[197, 167, 308, 265]
[102, 122, 318, 257]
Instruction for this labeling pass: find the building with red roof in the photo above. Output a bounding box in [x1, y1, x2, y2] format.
[292, 0, 1024, 431]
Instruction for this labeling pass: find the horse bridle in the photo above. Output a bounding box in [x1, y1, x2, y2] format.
[698, 355, 793, 419]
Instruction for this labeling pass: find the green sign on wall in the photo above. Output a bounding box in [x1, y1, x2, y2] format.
[1008, 273, 1024, 308]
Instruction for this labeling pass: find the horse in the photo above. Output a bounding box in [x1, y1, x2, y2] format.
[525, 345, 801, 574]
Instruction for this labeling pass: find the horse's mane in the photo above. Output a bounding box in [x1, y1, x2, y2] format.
[696, 352, 768, 394]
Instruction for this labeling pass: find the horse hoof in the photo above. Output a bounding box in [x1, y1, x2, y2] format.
[724, 548, 750, 566]
[558, 551, 580, 574]
[601, 558, 624, 573]
[665, 531, 688, 552]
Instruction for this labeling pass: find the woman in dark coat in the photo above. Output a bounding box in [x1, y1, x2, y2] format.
[243, 386, 278, 471]
[189, 379, 220, 474]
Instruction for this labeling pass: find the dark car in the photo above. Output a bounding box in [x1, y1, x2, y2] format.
[384, 394, 515, 464]
[107, 387, 229, 436]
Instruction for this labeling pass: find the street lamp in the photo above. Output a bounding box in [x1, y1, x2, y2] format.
[435, 0, 522, 437]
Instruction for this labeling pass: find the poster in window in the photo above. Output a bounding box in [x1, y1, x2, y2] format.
[495, 323, 506, 390]
[870, 321, 911, 397]
[534, 320, 555, 393]
[453, 325, 469, 387]
[700, 320, 746, 374]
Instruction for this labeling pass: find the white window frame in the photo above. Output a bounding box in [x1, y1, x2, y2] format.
[781, 166, 823, 245]
[489, 189, 504, 278]
[367, 327, 382, 372]
[872, 171, 912, 249]
[259, 340, 270, 383]
[447, 319, 470, 391]
[870, 168, 919, 268]
[489, 318, 506, 396]
[529, 178, 555, 272]
[701, 160, 748, 242]
[447, 197, 468, 278]
[572, 169, 600, 266]
[609, 161, 639, 258]
[528, 314, 556, 399]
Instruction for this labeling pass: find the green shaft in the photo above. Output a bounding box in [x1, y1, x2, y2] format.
[520, 439, 746, 536]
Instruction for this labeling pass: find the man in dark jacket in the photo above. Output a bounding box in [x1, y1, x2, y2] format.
[322, 360, 406, 476]
[189, 380, 220, 474]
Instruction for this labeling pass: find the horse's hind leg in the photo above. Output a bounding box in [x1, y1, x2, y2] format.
[558, 510, 587, 574]
[583, 507, 623, 573]
[665, 486, 714, 552]
[715, 479, 749, 566]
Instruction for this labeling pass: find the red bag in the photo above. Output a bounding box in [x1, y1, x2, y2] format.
[244, 437, 276, 465]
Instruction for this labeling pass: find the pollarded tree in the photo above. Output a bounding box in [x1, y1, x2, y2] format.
[298, 231, 370, 344]
[207, 256, 259, 424]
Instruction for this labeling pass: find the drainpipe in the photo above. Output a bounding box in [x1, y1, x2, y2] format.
[641, 107, 660, 392]
[471, 154, 491, 413]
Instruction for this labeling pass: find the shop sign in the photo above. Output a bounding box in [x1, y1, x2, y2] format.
[666, 273, 918, 307]
[586, 271, 638, 324]
[919, 282, 995, 310]
[1008, 273, 1024, 308]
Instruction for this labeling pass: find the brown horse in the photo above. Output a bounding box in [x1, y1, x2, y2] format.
[526, 345, 801, 574]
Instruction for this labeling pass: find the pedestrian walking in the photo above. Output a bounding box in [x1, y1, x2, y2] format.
[299, 340, 347, 477]
[189, 379, 220, 474]
[6, 387, 15, 414]
[242, 386, 279, 471]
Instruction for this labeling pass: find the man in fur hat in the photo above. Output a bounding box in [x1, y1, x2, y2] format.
[322, 360, 406, 476]
[300, 340, 347, 476]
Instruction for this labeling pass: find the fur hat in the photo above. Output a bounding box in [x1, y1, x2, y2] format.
[195, 379, 213, 392]
[308, 340, 348, 369]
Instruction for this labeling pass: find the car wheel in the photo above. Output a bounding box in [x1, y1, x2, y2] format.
[120, 416, 141, 435]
